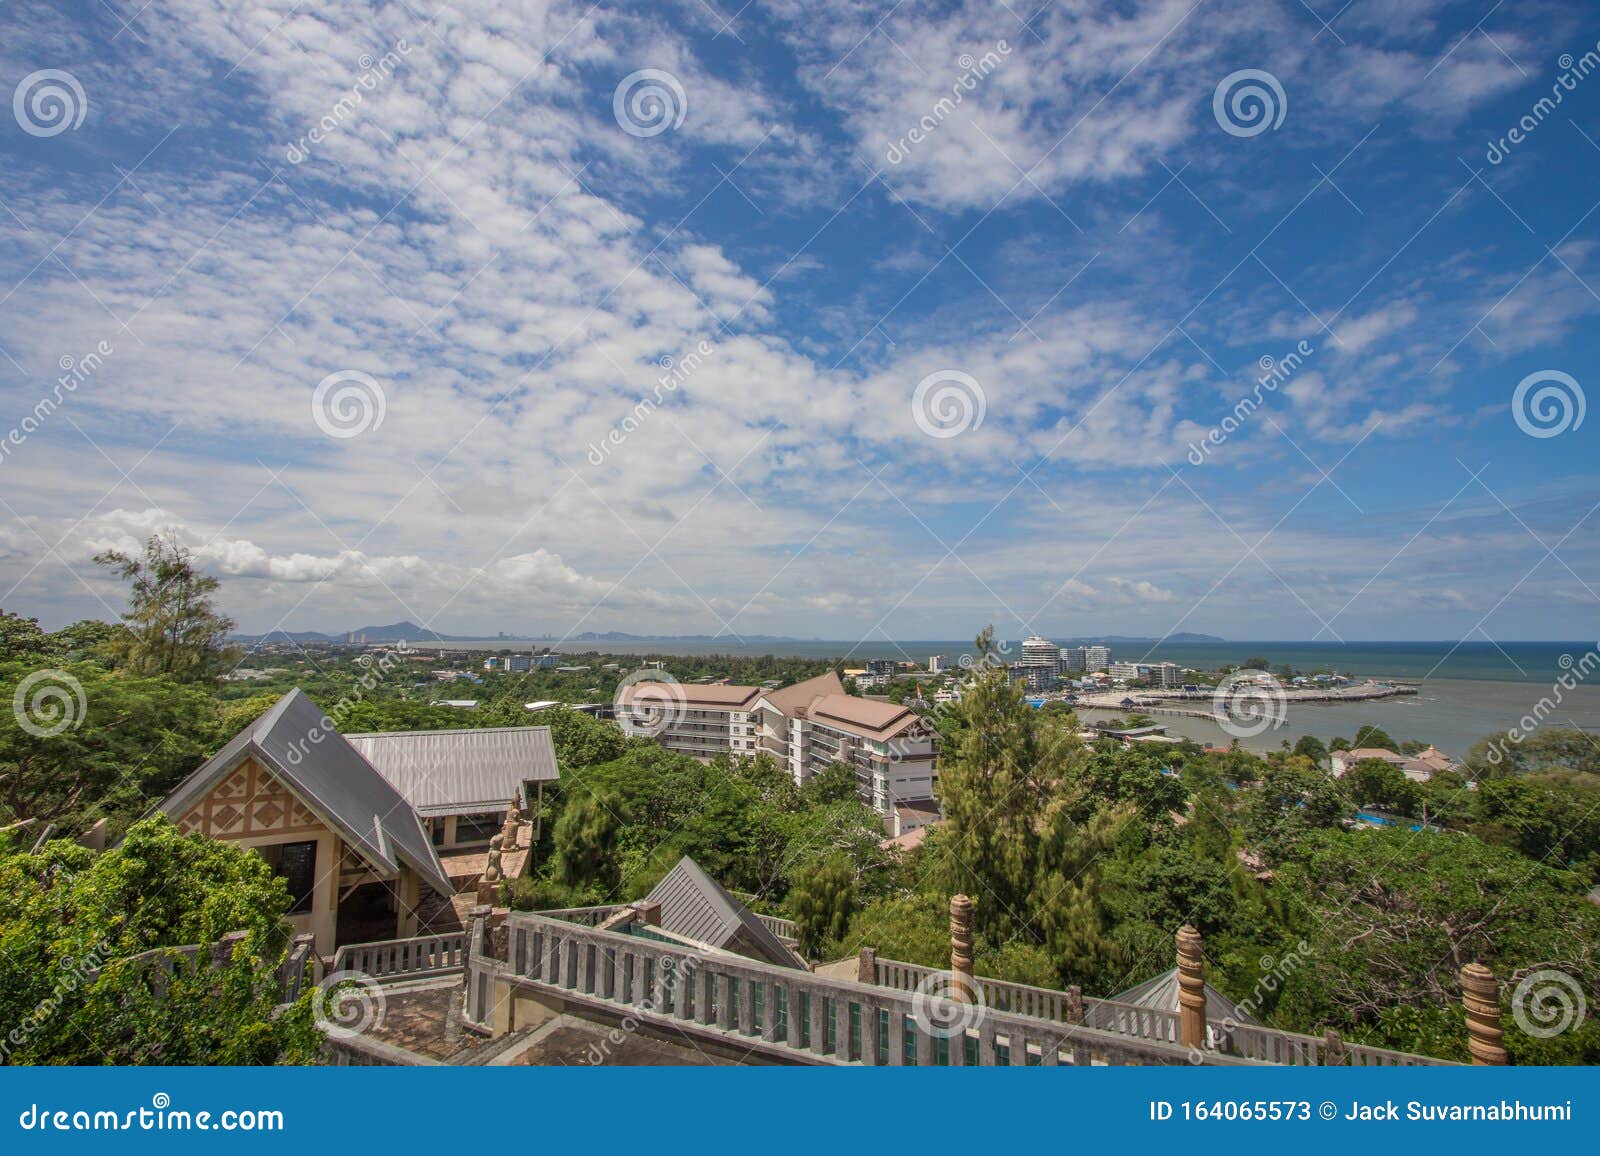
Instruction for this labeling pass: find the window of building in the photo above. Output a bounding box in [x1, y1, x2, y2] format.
[259, 840, 317, 914]
[453, 811, 503, 845]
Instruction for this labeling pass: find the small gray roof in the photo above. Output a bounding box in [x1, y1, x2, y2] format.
[1112, 967, 1259, 1026]
[158, 689, 452, 896]
[645, 857, 806, 970]
[345, 726, 558, 817]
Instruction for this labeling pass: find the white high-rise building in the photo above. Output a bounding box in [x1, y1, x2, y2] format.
[1021, 635, 1060, 689]
[1084, 645, 1111, 672]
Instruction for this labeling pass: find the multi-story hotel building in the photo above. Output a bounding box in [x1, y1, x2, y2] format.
[618, 672, 939, 836]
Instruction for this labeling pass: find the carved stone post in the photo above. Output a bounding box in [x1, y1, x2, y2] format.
[1065, 985, 1085, 1025]
[1461, 963, 1508, 1065]
[1321, 1029, 1347, 1066]
[1176, 924, 1207, 1052]
[950, 895, 975, 1003]
[636, 900, 662, 927]
[500, 798, 521, 852]
[857, 946, 878, 985]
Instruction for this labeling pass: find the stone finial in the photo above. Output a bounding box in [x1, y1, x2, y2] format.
[1065, 985, 1085, 1025]
[1322, 1028, 1347, 1066]
[500, 797, 523, 851]
[1176, 924, 1207, 1052]
[1460, 963, 1508, 1065]
[950, 894, 975, 1004]
[857, 946, 878, 985]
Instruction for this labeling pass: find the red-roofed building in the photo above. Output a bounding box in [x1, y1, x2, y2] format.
[619, 671, 940, 832]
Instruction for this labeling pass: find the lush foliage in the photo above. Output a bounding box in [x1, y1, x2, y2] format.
[0, 818, 320, 1064]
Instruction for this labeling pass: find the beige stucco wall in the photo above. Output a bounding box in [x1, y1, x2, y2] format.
[174, 755, 346, 954]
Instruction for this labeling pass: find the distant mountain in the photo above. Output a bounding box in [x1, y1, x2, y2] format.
[235, 621, 466, 644]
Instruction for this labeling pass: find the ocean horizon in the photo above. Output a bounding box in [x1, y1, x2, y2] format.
[415, 637, 1597, 684]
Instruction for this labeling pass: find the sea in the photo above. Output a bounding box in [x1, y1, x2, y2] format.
[417, 638, 1600, 756]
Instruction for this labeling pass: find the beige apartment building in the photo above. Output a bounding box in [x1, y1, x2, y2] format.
[619, 672, 940, 836]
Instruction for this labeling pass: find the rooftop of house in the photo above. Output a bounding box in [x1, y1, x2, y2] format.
[643, 856, 807, 970]
[345, 726, 559, 817]
[157, 688, 453, 896]
[617, 682, 761, 709]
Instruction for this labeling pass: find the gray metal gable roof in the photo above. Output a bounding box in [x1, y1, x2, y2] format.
[344, 726, 558, 817]
[1111, 967, 1259, 1026]
[159, 689, 452, 897]
[644, 856, 806, 970]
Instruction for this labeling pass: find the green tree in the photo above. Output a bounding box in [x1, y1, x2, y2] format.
[94, 533, 238, 681]
[1352, 724, 1397, 751]
[1274, 828, 1600, 1062]
[0, 662, 218, 834]
[804, 761, 859, 806]
[1292, 734, 1328, 763]
[0, 817, 320, 1064]
[929, 628, 1059, 940]
[789, 853, 858, 959]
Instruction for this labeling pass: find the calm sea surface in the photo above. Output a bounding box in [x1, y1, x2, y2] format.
[420, 638, 1600, 754]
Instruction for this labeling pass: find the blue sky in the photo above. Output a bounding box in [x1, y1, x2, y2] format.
[0, 0, 1596, 645]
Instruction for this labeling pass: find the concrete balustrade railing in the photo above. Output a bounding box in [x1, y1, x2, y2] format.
[331, 932, 468, 981]
[868, 955, 1454, 1067]
[466, 910, 1261, 1067]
